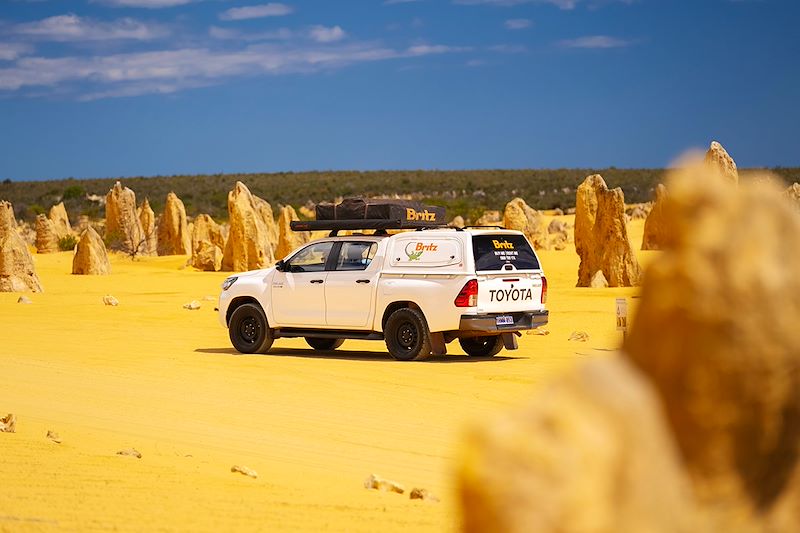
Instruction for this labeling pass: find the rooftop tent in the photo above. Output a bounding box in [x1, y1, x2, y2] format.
[291, 198, 447, 232]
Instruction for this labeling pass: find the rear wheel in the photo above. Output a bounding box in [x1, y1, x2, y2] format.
[229, 303, 273, 354]
[384, 308, 432, 361]
[459, 335, 504, 357]
[305, 337, 345, 351]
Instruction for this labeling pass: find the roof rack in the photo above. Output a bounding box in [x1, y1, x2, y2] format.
[415, 225, 464, 232]
[290, 219, 448, 236]
[464, 225, 506, 230]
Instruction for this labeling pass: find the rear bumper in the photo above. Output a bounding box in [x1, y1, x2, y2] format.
[459, 310, 549, 333]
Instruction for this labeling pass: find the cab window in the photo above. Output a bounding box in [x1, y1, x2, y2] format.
[286, 242, 334, 272]
[335, 242, 378, 271]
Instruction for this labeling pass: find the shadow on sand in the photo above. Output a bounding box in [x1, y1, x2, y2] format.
[194, 346, 519, 363]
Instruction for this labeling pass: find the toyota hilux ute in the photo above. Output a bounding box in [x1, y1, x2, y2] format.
[217, 199, 548, 361]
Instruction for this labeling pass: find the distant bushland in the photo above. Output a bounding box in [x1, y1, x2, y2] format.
[1, 168, 798, 223]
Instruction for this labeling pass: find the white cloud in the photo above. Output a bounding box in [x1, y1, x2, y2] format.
[0, 41, 467, 98]
[209, 25, 348, 43]
[0, 43, 33, 61]
[488, 44, 527, 53]
[219, 3, 293, 21]
[93, 0, 199, 8]
[558, 35, 631, 48]
[11, 14, 166, 42]
[308, 25, 346, 43]
[504, 18, 531, 29]
[209, 25, 294, 41]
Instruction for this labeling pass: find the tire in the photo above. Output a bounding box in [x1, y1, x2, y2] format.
[229, 303, 273, 354]
[305, 337, 345, 351]
[384, 308, 432, 361]
[459, 335, 504, 357]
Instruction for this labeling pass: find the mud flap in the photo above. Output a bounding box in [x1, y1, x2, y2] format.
[430, 332, 447, 356]
[501, 332, 519, 351]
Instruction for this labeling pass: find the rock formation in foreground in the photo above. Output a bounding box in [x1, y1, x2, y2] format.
[0, 201, 43, 292]
[574, 175, 641, 287]
[221, 182, 275, 272]
[72, 227, 111, 275]
[191, 214, 225, 271]
[459, 168, 800, 533]
[704, 141, 738, 185]
[157, 192, 191, 256]
[276, 205, 310, 260]
[34, 213, 59, 253]
[105, 181, 146, 254]
[641, 183, 669, 250]
[503, 198, 547, 249]
[625, 175, 800, 522]
[459, 358, 698, 533]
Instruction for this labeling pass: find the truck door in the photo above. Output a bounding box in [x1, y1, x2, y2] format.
[271, 241, 333, 327]
[324, 241, 380, 328]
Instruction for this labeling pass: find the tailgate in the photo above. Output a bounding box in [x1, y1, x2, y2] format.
[477, 271, 545, 313]
[471, 233, 545, 313]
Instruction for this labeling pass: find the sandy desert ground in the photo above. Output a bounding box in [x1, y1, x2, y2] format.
[0, 217, 651, 532]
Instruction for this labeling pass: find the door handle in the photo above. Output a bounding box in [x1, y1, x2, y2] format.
[310, 279, 324, 284]
[356, 279, 370, 284]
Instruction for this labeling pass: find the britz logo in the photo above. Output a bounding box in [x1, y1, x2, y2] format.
[492, 239, 515, 250]
[404, 242, 437, 261]
[489, 284, 533, 302]
[406, 208, 438, 222]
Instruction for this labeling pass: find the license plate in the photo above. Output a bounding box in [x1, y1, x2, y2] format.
[496, 315, 514, 326]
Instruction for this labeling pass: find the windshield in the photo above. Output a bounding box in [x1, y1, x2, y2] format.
[472, 234, 540, 271]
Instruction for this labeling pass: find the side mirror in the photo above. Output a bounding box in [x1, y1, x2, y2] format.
[275, 259, 286, 272]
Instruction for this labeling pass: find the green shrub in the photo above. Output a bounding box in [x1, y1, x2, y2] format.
[58, 234, 79, 251]
[62, 185, 85, 200]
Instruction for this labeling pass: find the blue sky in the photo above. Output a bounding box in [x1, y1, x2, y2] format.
[0, 0, 798, 180]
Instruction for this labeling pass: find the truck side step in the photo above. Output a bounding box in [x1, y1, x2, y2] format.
[273, 328, 384, 341]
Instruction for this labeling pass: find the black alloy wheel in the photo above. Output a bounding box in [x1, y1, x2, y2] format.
[384, 308, 432, 361]
[459, 335, 504, 357]
[229, 303, 274, 354]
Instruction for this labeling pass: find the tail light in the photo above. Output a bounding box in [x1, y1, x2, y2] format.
[541, 276, 548, 304]
[455, 279, 478, 307]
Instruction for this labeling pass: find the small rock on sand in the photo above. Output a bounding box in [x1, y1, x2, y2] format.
[117, 448, 142, 459]
[568, 331, 590, 342]
[0, 413, 16, 433]
[528, 329, 550, 336]
[183, 300, 201, 310]
[46, 430, 62, 444]
[410, 488, 439, 502]
[231, 465, 258, 478]
[17, 296, 32, 304]
[103, 295, 119, 306]
[364, 474, 404, 494]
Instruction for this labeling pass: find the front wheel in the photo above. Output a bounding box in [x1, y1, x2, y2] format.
[305, 337, 345, 351]
[384, 308, 432, 361]
[229, 303, 273, 354]
[459, 335, 504, 357]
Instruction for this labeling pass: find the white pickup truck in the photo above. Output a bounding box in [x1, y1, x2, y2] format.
[218, 221, 549, 361]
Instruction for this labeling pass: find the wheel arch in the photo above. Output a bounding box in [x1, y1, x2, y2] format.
[380, 300, 423, 331]
[226, 296, 264, 326]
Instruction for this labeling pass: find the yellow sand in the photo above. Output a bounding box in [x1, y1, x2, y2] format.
[0, 219, 653, 532]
